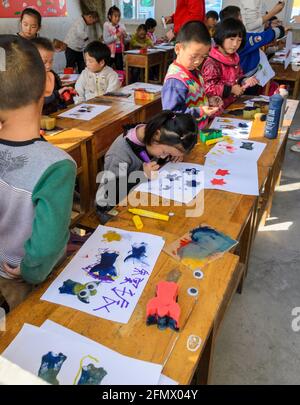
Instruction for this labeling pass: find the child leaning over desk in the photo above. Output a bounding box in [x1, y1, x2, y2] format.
[95, 111, 198, 218]
[0, 35, 76, 311]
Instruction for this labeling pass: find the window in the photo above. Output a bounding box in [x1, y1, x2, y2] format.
[291, 0, 300, 19]
[205, 0, 223, 15]
[113, 0, 155, 22]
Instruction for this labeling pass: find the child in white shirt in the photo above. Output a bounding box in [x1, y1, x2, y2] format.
[64, 11, 99, 73]
[75, 41, 120, 104]
[103, 6, 129, 70]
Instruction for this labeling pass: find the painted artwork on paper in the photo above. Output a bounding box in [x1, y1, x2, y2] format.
[2, 322, 163, 385]
[42, 226, 164, 324]
[135, 162, 204, 204]
[209, 117, 253, 139]
[165, 224, 237, 270]
[0, 1, 67, 18]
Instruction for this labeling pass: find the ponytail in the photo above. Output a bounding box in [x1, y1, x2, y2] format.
[144, 110, 197, 152]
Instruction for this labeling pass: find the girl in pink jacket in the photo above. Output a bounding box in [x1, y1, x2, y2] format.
[202, 18, 257, 108]
[103, 6, 129, 71]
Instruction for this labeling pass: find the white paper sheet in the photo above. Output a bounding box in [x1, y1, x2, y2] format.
[285, 31, 293, 69]
[59, 73, 80, 83]
[135, 162, 204, 204]
[42, 226, 164, 324]
[125, 49, 161, 54]
[58, 104, 110, 121]
[204, 157, 259, 196]
[158, 374, 179, 385]
[255, 50, 275, 87]
[205, 136, 266, 163]
[209, 117, 253, 139]
[115, 82, 162, 101]
[2, 323, 162, 385]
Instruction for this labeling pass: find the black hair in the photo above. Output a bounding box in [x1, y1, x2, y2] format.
[206, 10, 219, 21]
[20, 7, 42, 28]
[32, 37, 54, 52]
[219, 6, 241, 21]
[144, 110, 197, 153]
[145, 18, 157, 30]
[107, 6, 121, 21]
[84, 41, 111, 65]
[269, 16, 279, 22]
[214, 18, 246, 50]
[0, 35, 46, 110]
[84, 10, 99, 19]
[137, 24, 147, 32]
[177, 21, 211, 46]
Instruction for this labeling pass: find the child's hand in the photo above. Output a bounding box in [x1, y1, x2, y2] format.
[116, 31, 123, 39]
[58, 86, 72, 96]
[202, 106, 219, 117]
[242, 77, 259, 89]
[231, 84, 244, 96]
[166, 29, 175, 41]
[3, 263, 21, 279]
[143, 161, 160, 180]
[208, 96, 224, 108]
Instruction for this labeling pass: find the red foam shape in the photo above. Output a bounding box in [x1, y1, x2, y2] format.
[211, 178, 227, 186]
[146, 281, 180, 329]
[215, 169, 230, 176]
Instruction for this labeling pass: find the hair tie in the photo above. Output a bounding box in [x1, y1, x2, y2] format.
[171, 114, 176, 120]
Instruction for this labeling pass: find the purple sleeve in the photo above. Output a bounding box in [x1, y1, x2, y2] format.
[162, 78, 203, 119]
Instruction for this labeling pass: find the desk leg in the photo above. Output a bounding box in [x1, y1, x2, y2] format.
[293, 76, 300, 99]
[126, 59, 129, 85]
[192, 327, 215, 385]
[145, 60, 149, 83]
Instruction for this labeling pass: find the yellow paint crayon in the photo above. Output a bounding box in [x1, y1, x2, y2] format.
[128, 208, 169, 222]
[206, 137, 224, 146]
[132, 215, 144, 230]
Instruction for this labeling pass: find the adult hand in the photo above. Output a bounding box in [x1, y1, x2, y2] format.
[164, 16, 173, 24]
[166, 29, 175, 42]
[272, 1, 285, 16]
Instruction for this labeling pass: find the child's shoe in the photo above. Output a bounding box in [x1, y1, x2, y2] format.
[290, 142, 300, 152]
[288, 130, 300, 141]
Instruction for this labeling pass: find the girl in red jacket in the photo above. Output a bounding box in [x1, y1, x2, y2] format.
[201, 18, 257, 108]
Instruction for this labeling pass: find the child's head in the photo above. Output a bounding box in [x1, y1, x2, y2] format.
[214, 18, 246, 54]
[32, 37, 54, 72]
[0, 35, 46, 113]
[83, 11, 99, 25]
[205, 11, 219, 29]
[145, 18, 157, 33]
[108, 6, 121, 26]
[219, 6, 242, 22]
[144, 111, 197, 159]
[175, 21, 211, 70]
[84, 41, 111, 73]
[269, 16, 280, 28]
[136, 24, 148, 40]
[19, 7, 42, 40]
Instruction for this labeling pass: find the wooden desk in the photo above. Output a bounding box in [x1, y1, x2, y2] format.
[270, 61, 300, 99]
[44, 128, 93, 224]
[125, 50, 165, 85]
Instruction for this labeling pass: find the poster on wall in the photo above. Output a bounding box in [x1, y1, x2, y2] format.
[0, 1, 67, 18]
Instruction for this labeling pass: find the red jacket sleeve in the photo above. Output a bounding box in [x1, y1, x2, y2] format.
[201, 58, 225, 98]
[187, 0, 205, 22]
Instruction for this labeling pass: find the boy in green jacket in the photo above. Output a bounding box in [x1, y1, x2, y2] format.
[0, 35, 76, 311]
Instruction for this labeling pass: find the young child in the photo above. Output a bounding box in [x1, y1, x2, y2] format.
[219, 6, 285, 77]
[201, 18, 258, 108]
[103, 6, 129, 71]
[130, 24, 153, 49]
[32, 37, 72, 115]
[96, 111, 197, 211]
[205, 10, 219, 38]
[75, 41, 120, 104]
[18, 7, 41, 40]
[162, 21, 220, 132]
[0, 35, 76, 311]
[146, 18, 158, 44]
[64, 11, 99, 73]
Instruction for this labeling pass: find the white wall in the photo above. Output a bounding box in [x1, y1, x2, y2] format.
[0, 0, 82, 40]
[0, 0, 176, 40]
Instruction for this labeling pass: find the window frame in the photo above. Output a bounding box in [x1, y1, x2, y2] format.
[112, 0, 156, 24]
